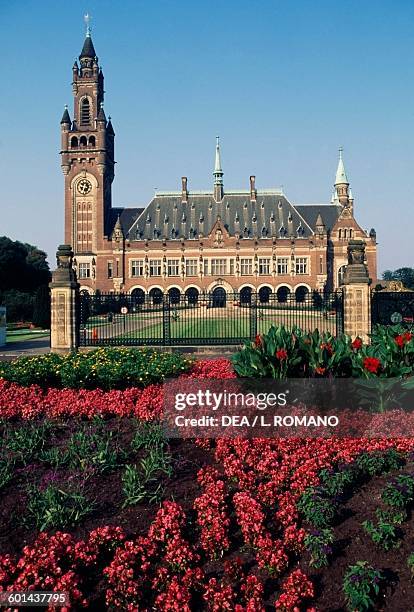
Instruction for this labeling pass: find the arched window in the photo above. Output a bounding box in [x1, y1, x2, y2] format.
[168, 287, 181, 305]
[338, 229, 342, 239]
[343, 229, 348, 239]
[349, 228, 353, 239]
[338, 265, 347, 287]
[89, 135, 96, 147]
[79, 135, 87, 147]
[80, 98, 91, 126]
[131, 288, 145, 305]
[70, 136, 78, 148]
[185, 287, 199, 305]
[239, 286, 252, 305]
[211, 287, 226, 308]
[295, 286, 309, 303]
[149, 287, 163, 305]
[277, 286, 290, 303]
[258, 286, 271, 303]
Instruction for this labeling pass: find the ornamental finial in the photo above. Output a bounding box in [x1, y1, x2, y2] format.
[84, 13, 92, 37]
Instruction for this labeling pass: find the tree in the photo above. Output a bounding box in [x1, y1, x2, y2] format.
[32, 285, 51, 329]
[0, 237, 51, 323]
[382, 268, 414, 290]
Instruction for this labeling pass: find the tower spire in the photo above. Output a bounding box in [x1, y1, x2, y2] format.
[334, 147, 350, 206]
[213, 136, 224, 201]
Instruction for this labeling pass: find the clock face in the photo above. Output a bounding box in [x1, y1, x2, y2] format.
[77, 179, 92, 195]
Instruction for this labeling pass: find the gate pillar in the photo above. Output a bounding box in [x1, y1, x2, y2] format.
[49, 245, 80, 353]
[342, 240, 371, 342]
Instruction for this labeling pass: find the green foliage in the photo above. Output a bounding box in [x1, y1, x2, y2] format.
[297, 488, 338, 528]
[32, 284, 51, 329]
[381, 474, 414, 509]
[231, 323, 414, 382]
[304, 528, 334, 568]
[131, 421, 166, 451]
[408, 552, 414, 579]
[0, 457, 14, 491]
[355, 449, 404, 479]
[38, 446, 69, 469]
[382, 267, 414, 290]
[122, 446, 171, 508]
[343, 561, 383, 611]
[0, 348, 193, 390]
[318, 465, 358, 497]
[25, 484, 94, 531]
[66, 419, 124, 472]
[4, 421, 51, 465]
[363, 508, 404, 550]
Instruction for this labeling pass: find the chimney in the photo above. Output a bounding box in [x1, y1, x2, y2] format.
[250, 175, 257, 201]
[181, 177, 188, 203]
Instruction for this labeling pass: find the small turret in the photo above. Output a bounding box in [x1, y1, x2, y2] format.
[213, 136, 224, 202]
[315, 213, 326, 235]
[334, 147, 350, 206]
[60, 105, 71, 127]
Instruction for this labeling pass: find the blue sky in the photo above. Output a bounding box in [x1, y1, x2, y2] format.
[1, 0, 413, 272]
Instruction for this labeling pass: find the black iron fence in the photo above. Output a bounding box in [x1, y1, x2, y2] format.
[371, 290, 414, 328]
[79, 290, 344, 347]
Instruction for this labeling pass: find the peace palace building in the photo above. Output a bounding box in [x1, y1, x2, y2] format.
[61, 30, 378, 305]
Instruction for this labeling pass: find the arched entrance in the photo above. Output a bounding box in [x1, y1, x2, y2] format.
[185, 287, 199, 305]
[131, 288, 145, 305]
[149, 287, 163, 305]
[239, 286, 252, 305]
[168, 287, 181, 305]
[211, 287, 226, 308]
[277, 286, 290, 303]
[295, 286, 309, 303]
[258, 286, 272, 303]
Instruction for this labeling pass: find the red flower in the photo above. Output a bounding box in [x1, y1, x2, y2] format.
[395, 332, 413, 348]
[352, 337, 363, 350]
[363, 356, 381, 374]
[315, 367, 326, 375]
[320, 343, 333, 355]
[254, 334, 263, 348]
[276, 349, 288, 361]
[395, 335, 405, 348]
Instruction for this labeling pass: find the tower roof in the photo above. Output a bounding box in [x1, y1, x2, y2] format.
[335, 147, 349, 185]
[107, 117, 115, 136]
[97, 103, 106, 122]
[213, 136, 223, 184]
[60, 105, 71, 125]
[80, 34, 96, 59]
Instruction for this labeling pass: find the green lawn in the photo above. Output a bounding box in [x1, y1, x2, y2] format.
[6, 329, 50, 343]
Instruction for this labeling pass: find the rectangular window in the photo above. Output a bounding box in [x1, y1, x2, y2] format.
[211, 258, 227, 276]
[107, 261, 113, 279]
[204, 259, 209, 275]
[131, 260, 144, 277]
[78, 263, 90, 279]
[319, 256, 323, 274]
[167, 259, 180, 276]
[240, 258, 253, 276]
[277, 257, 289, 275]
[149, 259, 162, 276]
[185, 259, 198, 276]
[229, 259, 234, 275]
[295, 257, 308, 275]
[259, 258, 271, 275]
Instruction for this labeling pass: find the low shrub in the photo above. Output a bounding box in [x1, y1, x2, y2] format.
[297, 488, 338, 528]
[363, 508, 404, 550]
[0, 348, 193, 390]
[25, 484, 95, 531]
[304, 528, 334, 568]
[381, 474, 414, 509]
[343, 561, 383, 611]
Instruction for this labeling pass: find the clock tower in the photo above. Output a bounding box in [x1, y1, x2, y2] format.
[60, 23, 115, 283]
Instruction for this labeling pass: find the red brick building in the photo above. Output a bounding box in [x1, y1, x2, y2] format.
[60, 30, 377, 305]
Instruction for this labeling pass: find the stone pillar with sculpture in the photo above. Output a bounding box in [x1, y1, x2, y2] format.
[342, 239, 371, 342]
[49, 245, 80, 352]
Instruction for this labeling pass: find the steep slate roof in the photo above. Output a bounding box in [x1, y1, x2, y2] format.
[80, 35, 97, 59]
[295, 204, 342, 232]
[106, 207, 144, 238]
[126, 192, 319, 241]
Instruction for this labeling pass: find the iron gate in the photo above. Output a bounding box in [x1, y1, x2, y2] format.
[371, 291, 414, 328]
[78, 290, 344, 347]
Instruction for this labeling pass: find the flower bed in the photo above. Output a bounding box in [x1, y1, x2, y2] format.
[1, 330, 414, 610]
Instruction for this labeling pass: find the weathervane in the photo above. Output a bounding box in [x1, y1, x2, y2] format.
[84, 13, 92, 37]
